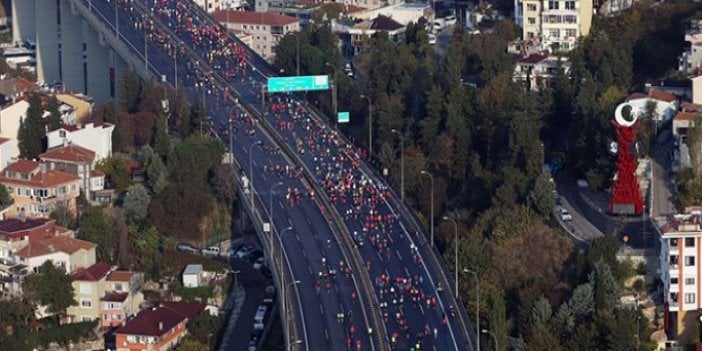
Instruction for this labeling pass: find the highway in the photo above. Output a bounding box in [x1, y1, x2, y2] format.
[78, 0, 473, 350]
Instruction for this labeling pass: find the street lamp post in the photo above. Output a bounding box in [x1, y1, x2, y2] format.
[233, 269, 241, 291]
[420, 170, 434, 247]
[269, 181, 284, 256]
[390, 129, 405, 202]
[248, 141, 263, 209]
[463, 268, 480, 351]
[294, 34, 300, 76]
[284, 280, 302, 351]
[443, 216, 458, 296]
[360, 94, 373, 159]
[325, 62, 338, 119]
[277, 226, 294, 283]
[481, 329, 498, 351]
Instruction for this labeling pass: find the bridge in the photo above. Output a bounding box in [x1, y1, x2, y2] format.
[13, 1, 476, 350]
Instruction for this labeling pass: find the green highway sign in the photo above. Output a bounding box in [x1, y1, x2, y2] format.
[338, 111, 350, 123]
[267, 75, 330, 93]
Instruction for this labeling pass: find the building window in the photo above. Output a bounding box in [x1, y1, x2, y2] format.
[103, 314, 109, 320]
[549, 29, 560, 39]
[114, 282, 123, 291]
[528, 17, 536, 25]
[58, 186, 67, 195]
[548, 0, 559, 10]
[80, 299, 92, 308]
[671, 277, 678, 285]
[527, 3, 537, 11]
[686, 277, 695, 285]
[565, 29, 577, 38]
[685, 256, 695, 266]
[80, 283, 91, 294]
[686, 238, 696, 247]
[670, 255, 679, 266]
[670, 292, 679, 303]
[81, 316, 91, 322]
[565, 1, 575, 10]
[59, 130, 66, 138]
[685, 293, 696, 304]
[564, 15, 577, 24]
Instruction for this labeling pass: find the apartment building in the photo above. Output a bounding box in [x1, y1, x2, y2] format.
[40, 143, 105, 202]
[212, 10, 300, 61]
[115, 301, 206, 351]
[101, 270, 145, 328]
[680, 20, 702, 74]
[659, 211, 702, 340]
[514, 0, 592, 51]
[512, 51, 571, 91]
[0, 160, 81, 218]
[46, 120, 114, 162]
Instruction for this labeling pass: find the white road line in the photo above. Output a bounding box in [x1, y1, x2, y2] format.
[279, 201, 285, 210]
[325, 328, 329, 341]
[308, 265, 313, 275]
[376, 251, 383, 261]
[319, 304, 325, 315]
[296, 233, 301, 242]
[396, 249, 403, 260]
[302, 248, 307, 258]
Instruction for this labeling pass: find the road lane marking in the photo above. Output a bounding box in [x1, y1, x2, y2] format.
[302, 248, 307, 258]
[325, 328, 329, 340]
[319, 304, 324, 315]
[396, 249, 403, 260]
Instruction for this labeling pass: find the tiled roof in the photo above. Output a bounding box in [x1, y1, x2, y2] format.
[674, 111, 701, 121]
[16, 236, 96, 258]
[3, 159, 39, 173]
[107, 271, 134, 282]
[628, 90, 677, 103]
[369, 15, 403, 31]
[627, 92, 647, 101]
[0, 137, 10, 145]
[72, 262, 111, 281]
[90, 169, 105, 177]
[212, 10, 300, 26]
[0, 218, 51, 234]
[40, 144, 96, 164]
[115, 301, 205, 337]
[102, 291, 129, 302]
[682, 101, 702, 112]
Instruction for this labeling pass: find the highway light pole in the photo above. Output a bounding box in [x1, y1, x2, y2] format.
[248, 141, 263, 209]
[443, 216, 458, 296]
[463, 268, 480, 351]
[420, 170, 434, 247]
[361, 94, 372, 160]
[232, 269, 240, 291]
[295, 34, 300, 76]
[269, 182, 284, 257]
[325, 62, 338, 119]
[284, 279, 302, 351]
[391, 129, 405, 202]
[481, 329, 498, 351]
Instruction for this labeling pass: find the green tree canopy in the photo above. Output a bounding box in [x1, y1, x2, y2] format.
[123, 183, 151, 225]
[23, 261, 76, 317]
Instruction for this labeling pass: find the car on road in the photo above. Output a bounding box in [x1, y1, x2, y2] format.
[176, 242, 199, 254]
[555, 206, 573, 221]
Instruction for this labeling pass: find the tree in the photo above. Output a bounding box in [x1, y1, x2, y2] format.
[146, 155, 168, 194]
[123, 184, 151, 225]
[0, 183, 14, 210]
[187, 313, 223, 346]
[18, 93, 46, 159]
[96, 155, 132, 194]
[50, 201, 76, 229]
[45, 95, 62, 131]
[152, 115, 171, 158]
[209, 162, 236, 206]
[23, 261, 76, 318]
[149, 182, 214, 240]
[528, 173, 555, 216]
[688, 119, 702, 178]
[118, 69, 142, 113]
[78, 207, 116, 262]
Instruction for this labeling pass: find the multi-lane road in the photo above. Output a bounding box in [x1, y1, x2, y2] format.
[78, 0, 473, 349]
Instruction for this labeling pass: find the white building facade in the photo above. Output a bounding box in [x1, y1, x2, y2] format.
[514, 0, 593, 52]
[679, 20, 702, 74]
[46, 120, 114, 161]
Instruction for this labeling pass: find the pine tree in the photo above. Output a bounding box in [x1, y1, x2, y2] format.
[45, 95, 62, 131]
[18, 94, 46, 159]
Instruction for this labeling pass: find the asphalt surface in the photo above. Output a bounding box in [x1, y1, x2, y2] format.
[80, 1, 472, 350]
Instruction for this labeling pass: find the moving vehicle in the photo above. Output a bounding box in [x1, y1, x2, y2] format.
[253, 305, 268, 330]
[176, 242, 199, 254]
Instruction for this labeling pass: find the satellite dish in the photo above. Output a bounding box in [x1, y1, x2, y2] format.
[614, 102, 639, 127]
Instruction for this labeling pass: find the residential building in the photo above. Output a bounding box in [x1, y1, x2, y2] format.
[673, 111, 699, 138]
[55, 93, 93, 124]
[255, 0, 319, 27]
[0, 217, 72, 267]
[338, 15, 405, 56]
[514, 0, 593, 52]
[67, 262, 112, 323]
[512, 52, 571, 91]
[114, 301, 206, 351]
[679, 20, 702, 74]
[212, 10, 300, 61]
[0, 137, 15, 171]
[40, 143, 105, 202]
[626, 90, 679, 124]
[0, 99, 29, 157]
[658, 212, 702, 341]
[45, 120, 115, 161]
[349, 2, 433, 26]
[101, 270, 145, 328]
[0, 159, 80, 218]
[16, 235, 96, 274]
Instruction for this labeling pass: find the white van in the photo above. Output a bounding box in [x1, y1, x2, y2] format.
[253, 305, 268, 330]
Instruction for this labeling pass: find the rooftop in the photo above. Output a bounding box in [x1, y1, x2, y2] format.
[57, 119, 112, 132]
[183, 264, 203, 275]
[627, 90, 677, 103]
[659, 211, 702, 235]
[16, 236, 96, 258]
[102, 291, 129, 302]
[4, 159, 39, 173]
[674, 111, 701, 122]
[212, 10, 300, 26]
[0, 217, 51, 234]
[40, 144, 96, 164]
[107, 271, 134, 282]
[115, 301, 205, 337]
[0, 160, 79, 188]
[72, 262, 111, 281]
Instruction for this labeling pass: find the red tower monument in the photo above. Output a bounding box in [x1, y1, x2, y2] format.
[608, 103, 644, 215]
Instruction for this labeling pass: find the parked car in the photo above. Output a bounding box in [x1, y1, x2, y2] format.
[428, 33, 437, 45]
[176, 242, 199, 254]
[201, 246, 220, 256]
[560, 208, 573, 222]
[235, 245, 255, 259]
[253, 256, 266, 270]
